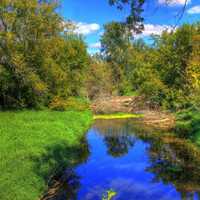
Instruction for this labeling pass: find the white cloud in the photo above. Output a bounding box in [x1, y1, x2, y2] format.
[89, 42, 101, 49]
[187, 5, 200, 14]
[137, 24, 173, 37]
[158, 0, 191, 6]
[74, 22, 100, 35]
[99, 31, 104, 36]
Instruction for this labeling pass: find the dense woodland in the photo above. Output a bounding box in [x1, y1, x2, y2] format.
[0, 0, 200, 111]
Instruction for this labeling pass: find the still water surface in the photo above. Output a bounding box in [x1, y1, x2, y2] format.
[51, 119, 200, 200]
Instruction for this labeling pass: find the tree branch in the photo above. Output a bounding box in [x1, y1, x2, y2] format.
[173, 0, 188, 30]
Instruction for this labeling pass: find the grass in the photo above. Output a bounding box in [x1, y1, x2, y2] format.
[175, 108, 200, 145]
[94, 113, 143, 120]
[0, 110, 92, 200]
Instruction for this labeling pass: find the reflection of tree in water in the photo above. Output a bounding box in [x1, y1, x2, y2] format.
[104, 135, 135, 157]
[145, 135, 200, 199]
[41, 137, 90, 200]
[41, 168, 80, 200]
[94, 119, 136, 157]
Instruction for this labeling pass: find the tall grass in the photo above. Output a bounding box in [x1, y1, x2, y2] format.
[0, 110, 92, 200]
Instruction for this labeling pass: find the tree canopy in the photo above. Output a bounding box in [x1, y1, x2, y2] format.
[0, 0, 199, 112]
[0, 0, 89, 109]
[109, 0, 145, 33]
[99, 21, 200, 110]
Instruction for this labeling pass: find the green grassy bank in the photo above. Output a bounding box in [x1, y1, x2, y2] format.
[0, 110, 92, 200]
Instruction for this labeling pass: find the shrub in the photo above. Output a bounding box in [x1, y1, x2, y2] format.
[175, 108, 200, 139]
[65, 97, 90, 111]
[139, 76, 167, 107]
[49, 96, 67, 111]
[49, 96, 90, 111]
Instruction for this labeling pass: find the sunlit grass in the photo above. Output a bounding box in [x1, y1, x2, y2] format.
[0, 110, 92, 200]
[94, 113, 143, 120]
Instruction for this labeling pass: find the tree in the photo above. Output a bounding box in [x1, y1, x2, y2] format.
[108, 0, 188, 34]
[0, 0, 89, 109]
[186, 25, 200, 107]
[149, 24, 198, 109]
[101, 22, 132, 94]
[0, 0, 61, 108]
[108, 0, 144, 33]
[86, 57, 114, 99]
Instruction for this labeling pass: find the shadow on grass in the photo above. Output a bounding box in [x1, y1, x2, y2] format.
[32, 138, 90, 200]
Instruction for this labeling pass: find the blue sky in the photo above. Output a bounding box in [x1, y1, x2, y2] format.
[59, 0, 200, 53]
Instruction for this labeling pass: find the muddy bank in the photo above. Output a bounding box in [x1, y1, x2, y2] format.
[135, 110, 175, 131]
[91, 96, 175, 131]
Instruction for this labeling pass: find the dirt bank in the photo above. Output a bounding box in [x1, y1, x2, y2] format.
[91, 96, 147, 114]
[133, 110, 175, 131]
[91, 96, 175, 131]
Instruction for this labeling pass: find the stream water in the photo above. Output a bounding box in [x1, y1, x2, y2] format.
[48, 119, 200, 200]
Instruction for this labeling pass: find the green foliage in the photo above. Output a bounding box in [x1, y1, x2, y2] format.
[49, 96, 90, 111]
[97, 22, 200, 110]
[0, 110, 92, 200]
[101, 22, 131, 58]
[154, 24, 194, 89]
[123, 90, 139, 97]
[49, 96, 69, 111]
[139, 76, 167, 106]
[0, 0, 199, 113]
[186, 33, 200, 107]
[108, 0, 144, 33]
[86, 59, 114, 99]
[0, 0, 58, 108]
[64, 97, 90, 111]
[0, 0, 89, 109]
[145, 23, 200, 110]
[101, 22, 133, 94]
[175, 108, 200, 140]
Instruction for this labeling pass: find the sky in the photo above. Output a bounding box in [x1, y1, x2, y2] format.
[59, 0, 200, 54]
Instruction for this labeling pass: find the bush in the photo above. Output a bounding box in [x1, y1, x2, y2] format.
[65, 97, 90, 111]
[175, 108, 200, 139]
[49, 96, 90, 111]
[139, 76, 167, 107]
[49, 96, 67, 111]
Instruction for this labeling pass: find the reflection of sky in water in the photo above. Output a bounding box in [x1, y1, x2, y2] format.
[75, 127, 199, 200]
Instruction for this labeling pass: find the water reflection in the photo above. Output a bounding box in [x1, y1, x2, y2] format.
[94, 119, 135, 157]
[44, 119, 200, 200]
[145, 136, 200, 199]
[41, 137, 90, 200]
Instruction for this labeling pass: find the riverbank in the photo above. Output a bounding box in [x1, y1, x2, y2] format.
[0, 110, 92, 200]
[42, 117, 200, 199]
[91, 96, 176, 131]
[2, 107, 199, 200]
